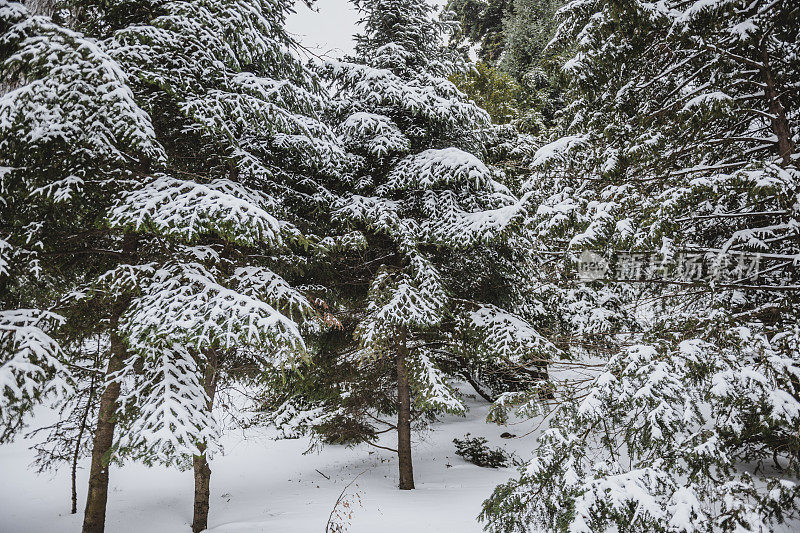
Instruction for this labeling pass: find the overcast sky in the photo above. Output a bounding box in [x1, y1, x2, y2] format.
[286, 0, 448, 60]
[286, 0, 360, 59]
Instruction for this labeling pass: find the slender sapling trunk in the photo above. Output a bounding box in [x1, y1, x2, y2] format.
[192, 351, 218, 533]
[396, 327, 414, 490]
[81, 327, 125, 533]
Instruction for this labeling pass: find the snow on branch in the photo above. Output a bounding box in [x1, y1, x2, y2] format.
[468, 304, 561, 363]
[182, 89, 344, 170]
[421, 190, 531, 248]
[383, 148, 507, 193]
[340, 112, 410, 157]
[122, 262, 306, 361]
[110, 174, 293, 247]
[529, 135, 588, 170]
[358, 256, 447, 349]
[334, 194, 418, 244]
[0, 309, 70, 441]
[117, 343, 217, 465]
[0, 2, 164, 201]
[322, 60, 490, 131]
[232, 266, 316, 321]
[409, 349, 466, 415]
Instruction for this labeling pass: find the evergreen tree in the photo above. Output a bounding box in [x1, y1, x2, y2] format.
[0, 0, 162, 444]
[448, 0, 512, 63]
[450, 61, 526, 127]
[499, 0, 561, 80]
[268, 0, 550, 491]
[90, 0, 344, 529]
[481, 1, 800, 531]
[448, 0, 565, 129]
[3, 0, 344, 531]
[499, 0, 563, 127]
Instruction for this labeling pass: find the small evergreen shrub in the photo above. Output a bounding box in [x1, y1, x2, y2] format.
[453, 434, 510, 468]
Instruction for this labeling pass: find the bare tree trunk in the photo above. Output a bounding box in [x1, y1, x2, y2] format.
[83, 236, 135, 533]
[396, 328, 414, 490]
[761, 45, 795, 166]
[192, 352, 218, 533]
[72, 357, 98, 514]
[81, 327, 125, 533]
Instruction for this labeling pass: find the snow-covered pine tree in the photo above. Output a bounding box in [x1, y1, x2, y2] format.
[481, 1, 800, 531]
[268, 0, 548, 490]
[4, 0, 344, 531]
[80, 0, 343, 531]
[0, 0, 162, 445]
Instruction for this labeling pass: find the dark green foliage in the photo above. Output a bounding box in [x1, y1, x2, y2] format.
[478, 0, 800, 531]
[260, 324, 400, 447]
[500, 0, 562, 81]
[267, 0, 558, 464]
[453, 434, 510, 468]
[448, 0, 511, 63]
[448, 0, 565, 129]
[450, 62, 523, 126]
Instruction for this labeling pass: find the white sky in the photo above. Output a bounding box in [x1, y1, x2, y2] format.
[286, 0, 448, 60]
[286, 0, 360, 59]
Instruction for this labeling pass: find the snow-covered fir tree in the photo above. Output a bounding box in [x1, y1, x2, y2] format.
[3, 0, 345, 531]
[266, 0, 554, 491]
[0, 0, 162, 445]
[97, 0, 346, 530]
[481, 1, 800, 531]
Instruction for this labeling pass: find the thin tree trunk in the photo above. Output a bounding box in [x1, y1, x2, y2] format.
[761, 45, 794, 166]
[81, 327, 125, 533]
[396, 327, 414, 490]
[83, 235, 135, 533]
[460, 369, 496, 403]
[72, 356, 98, 514]
[192, 352, 218, 533]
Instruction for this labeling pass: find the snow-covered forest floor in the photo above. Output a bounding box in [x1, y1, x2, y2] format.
[0, 387, 534, 532]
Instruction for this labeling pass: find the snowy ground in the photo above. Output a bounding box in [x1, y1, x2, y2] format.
[0, 390, 537, 532]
